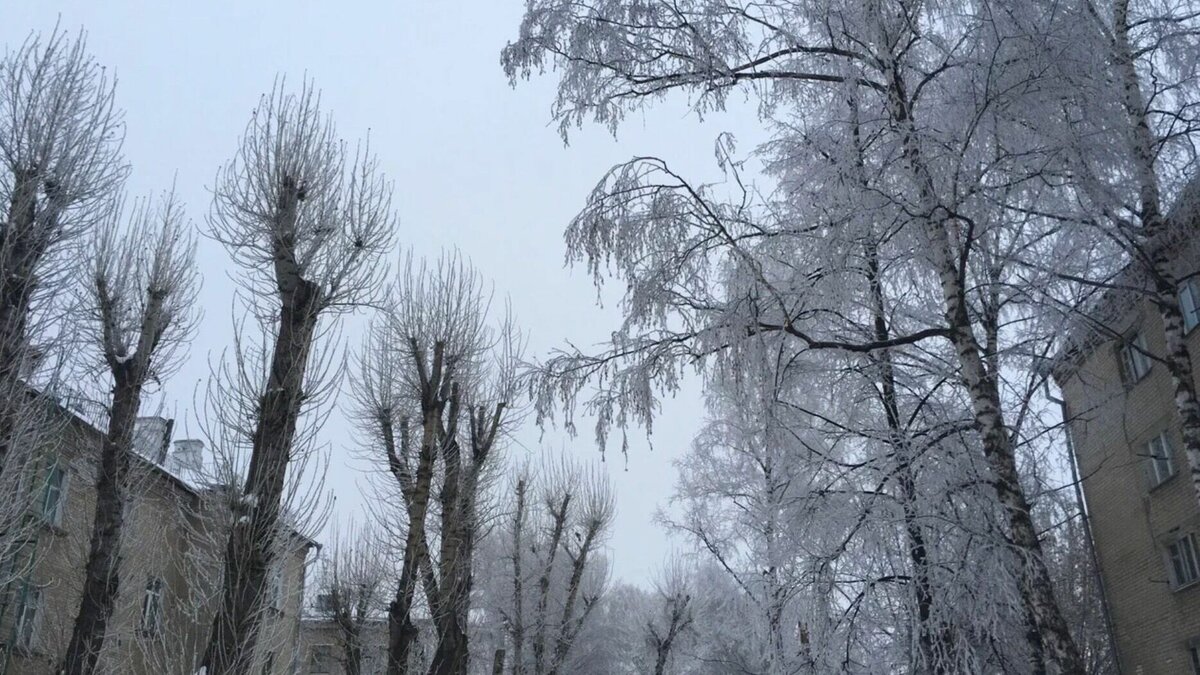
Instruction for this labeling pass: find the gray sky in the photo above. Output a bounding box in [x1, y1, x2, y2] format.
[2, 1, 765, 584]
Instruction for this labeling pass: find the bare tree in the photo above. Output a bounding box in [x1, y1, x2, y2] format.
[311, 522, 391, 675]
[491, 457, 614, 675]
[351, 253, 523, 675]
[0, 26, 126, 584]
[644, 559, 693, 675]
[203, 80, 393, 675]
[60, 191, 199, 673]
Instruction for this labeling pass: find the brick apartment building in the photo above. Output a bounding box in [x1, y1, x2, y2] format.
[1055, 245, 1200, 673]
[0, 390, 316, 674]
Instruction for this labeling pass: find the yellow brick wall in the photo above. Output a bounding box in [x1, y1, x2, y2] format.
[0, 410, 312, 675]
[1061, 302, 1200, 674]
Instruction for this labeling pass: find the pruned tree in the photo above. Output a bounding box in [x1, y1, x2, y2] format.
[311, 522, 391, 675]
[0, 26, 126, 584]
[203, 80, 393, 675]
[351, 252, 523, 675]
[61, 190, 199, 674]
[644, 559, 694, 675]
[493, 456, 614, 675]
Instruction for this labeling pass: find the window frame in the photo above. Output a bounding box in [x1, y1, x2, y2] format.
[140, 576, 164, 638]
[1167, 532, 1200, 589]
[1181, 277, 1200, 333]
[1120, 332, 1153, 384]
[13, 580, 42, 653]
[40, 462, 69, 527]
[1145, 432, 1177, 487]
[1189, 638, 1200, 675]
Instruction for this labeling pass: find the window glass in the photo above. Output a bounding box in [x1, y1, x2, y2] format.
[1181, 279, 1200, 332]
[141, 577, 164, 636]
[268, 565, 283, 610]
[311, 644, 333, 673]
[14, 581, 41, 650]
[1147, 433, 1176, 486]
[1169, 534, 1200, 587]
[41, 464, 67, 525]
[1121, 333, 1152, 383]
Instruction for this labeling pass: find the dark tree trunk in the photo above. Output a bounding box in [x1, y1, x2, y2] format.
[341, 624, 363, 675]
[60, 370, 144, 674]
[428, 615, 469, 675]
[0, 169, 53, 469]
[532, 496, 568, 675]
[387, 405, 439, 675]
[864, 240, 951, 675]
[204, 264, 321, 675]
[387, 551, 424, 675]
[509, 480, 526, 675]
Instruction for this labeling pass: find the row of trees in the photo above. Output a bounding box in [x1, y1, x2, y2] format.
[0, 25, 498, 675]
[0, 25, 613, 675]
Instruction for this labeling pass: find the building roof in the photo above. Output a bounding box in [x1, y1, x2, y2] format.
[28, 379, 321, 552]
[1051, 175, 1200, 382]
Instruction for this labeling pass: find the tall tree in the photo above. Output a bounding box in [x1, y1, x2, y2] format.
[0, 27, 125, 581]
[62, 192, 198, 674]
[504, 2, 1097, 670]
[1043, 0, 1200, 508]
[203, 81, 393, 675]
[352, 253, 522, 675]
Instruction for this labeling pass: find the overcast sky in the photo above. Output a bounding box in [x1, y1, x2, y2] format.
[2, 1, 767, 584]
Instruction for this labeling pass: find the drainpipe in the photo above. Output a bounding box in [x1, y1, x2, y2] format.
[1045, 381, 1122, 674]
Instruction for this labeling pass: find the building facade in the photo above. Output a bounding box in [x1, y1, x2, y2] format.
[0, 394, 316, 674]
[1056, 263, 1200, 673]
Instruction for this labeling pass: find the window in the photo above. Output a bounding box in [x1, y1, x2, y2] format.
[13, 581, 42, 652]
[267, 565, 283, 612]
[1120, 333, 1153, 383]
[314, 592, 335, 613]
[1190, 640, 1200, 675]
[309, 644, 334, 674]
[140, 576, 164, 637]
[1181, 278, 1200, 332]
[260, 650, 275, 675]
[1145, 432, 1176, 487]
[40, 463, 68, 526]
[1168, 533, 1200, 588]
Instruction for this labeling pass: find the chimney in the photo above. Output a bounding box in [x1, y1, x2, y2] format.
[133, 417, 174, 463]
[169, 439, 205, 476]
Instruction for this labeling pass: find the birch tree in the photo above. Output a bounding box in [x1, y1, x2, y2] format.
[1036, 0, 1200, 509]
[203, 81, 393, 675]
[504, 2, 1097, 670]
[61, 191, 199, 674]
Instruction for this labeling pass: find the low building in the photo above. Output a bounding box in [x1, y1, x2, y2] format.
[0, 390, 316, 674]
[297, 615, 388, 675]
